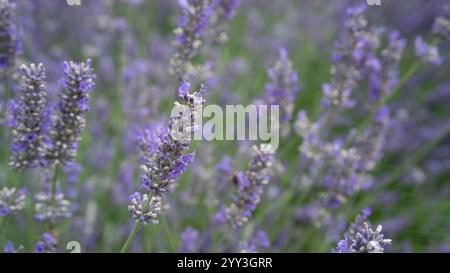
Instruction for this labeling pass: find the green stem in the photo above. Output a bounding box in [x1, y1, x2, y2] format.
[120, 222, 141, 253]
[50, 163, 60, 204]
[161, 218, 177, 252]
[0, 216, 10, 238]
[49, 163, 60, 230]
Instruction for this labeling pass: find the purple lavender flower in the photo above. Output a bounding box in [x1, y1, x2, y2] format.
[208, 0, 239, 45]
[323, 4, 380, 109]
[432, 16, 450, 41]
[337, 223, 392, 253]
[369, 31, 406, 101]
[415, 36, 442, 66]
[34, 190, 71, 222]
[0, 0, 20, 78]
[240, 230, 270, 253]
[179, 226, 200, 252]
[138, 126, 195, 196]
[323, 108, 390, 207]
[4, 241, 23, 253]
[7, 63, 49, 170]
[45, 59, 96, 165]
[264, 47, 299, 137]
[216, 155, 233, 183]
[217, 145, 274, 227]
[0, 187, 26, 216]
[35, 232, 57, 253]
[128, 83, 203, 225]
[337, 208, 391, 253]
[128, 192, 162, 225]
[344, 208, 371, 240]
[169, 0, 214, 82]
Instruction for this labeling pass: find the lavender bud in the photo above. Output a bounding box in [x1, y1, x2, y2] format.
[128, 192, 161, 225]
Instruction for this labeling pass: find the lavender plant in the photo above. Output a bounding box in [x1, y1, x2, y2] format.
[0, 0, 449, 254]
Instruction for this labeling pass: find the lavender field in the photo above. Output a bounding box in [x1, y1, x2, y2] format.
[0, 0, 450, 253]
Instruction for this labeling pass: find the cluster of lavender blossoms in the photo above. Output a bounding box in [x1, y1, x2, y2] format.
[7, 63, 49, 170]
[216, 145, 274, 227]
[414, 36, 442, 66]
[35, 232, 57, 253]
[3, 241, 24, 253]
[34, 190, 71, 222]
[292, 4, 405, 229]
[337, 209, 392, 253]
[179, 226, 200, 252]
[169, 0, 213, 82]
[128, 83, 204, 225]
[0, 187, 26, 216]
[6, 60, 95, 227]
[45, 60, 96, 165]
[208, 0, 239, 46]
[432, 17, 450, 41]
[322, 4, 380, 109]
[264, 47, 299, 137]
[0, 0, 19, 79]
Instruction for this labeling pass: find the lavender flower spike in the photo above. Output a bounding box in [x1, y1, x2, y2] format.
[46, 59, 96, 165]
[128, 83, 203, 225]
[4, 241, 24, 253]
[169, 0, 213, 82]
[0, 0, 19, 78]
[0, 187, 26, 216]
[209, 0, 239, 45]
[8, 63, 49, 170]
[323, 4, 380, 109]
[337, 210, 391, 253]
[217, 145, 274, 227]
[265, 47, 299, 137]
[414, 36, 442, 66]
[432, 17, 450, 41]
[34, 190, 71, 222]
[35, 232, 57, 253]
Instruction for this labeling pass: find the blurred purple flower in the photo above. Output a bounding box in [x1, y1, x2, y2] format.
[0, 187, 26, 217]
